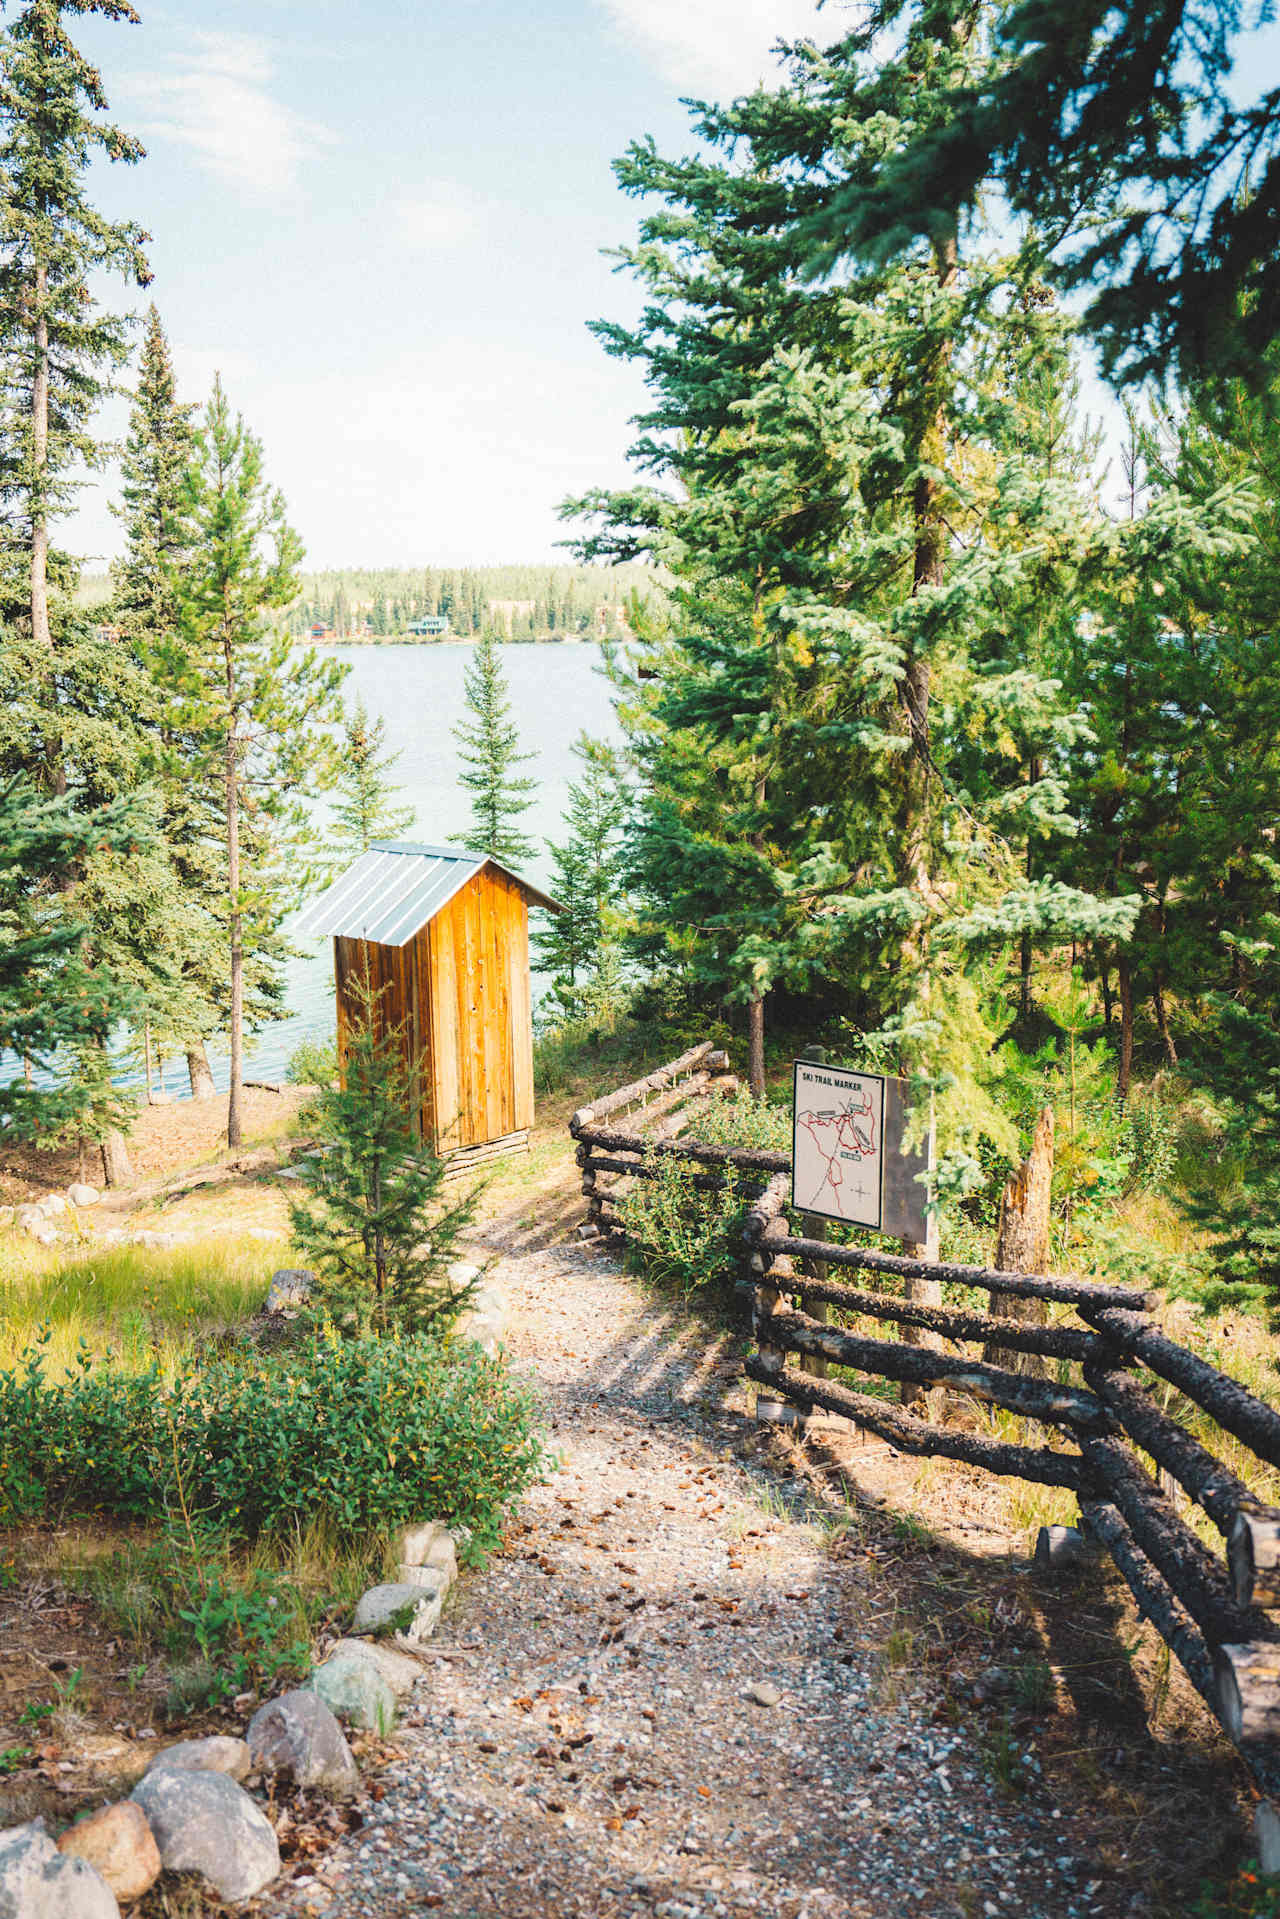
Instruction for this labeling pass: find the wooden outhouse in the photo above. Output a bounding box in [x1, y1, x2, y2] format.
[294, 842, 558, 1165]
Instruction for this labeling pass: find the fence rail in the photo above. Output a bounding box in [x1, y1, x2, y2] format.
[568, 1046, 1280, 1800]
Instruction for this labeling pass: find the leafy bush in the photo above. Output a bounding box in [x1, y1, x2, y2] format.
[620, 1158, 747, 1300]
[0, 1330, 545, 1554]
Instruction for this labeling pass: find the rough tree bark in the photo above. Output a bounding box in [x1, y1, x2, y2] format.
[187, 1042, 216, 1100]
[984, 1106, 1054, 1376]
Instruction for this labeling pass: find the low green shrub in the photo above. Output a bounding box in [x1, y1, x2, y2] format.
[0, 1329, 545, 1554]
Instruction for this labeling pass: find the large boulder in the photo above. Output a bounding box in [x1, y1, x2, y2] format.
[146, 1734, 251, 1782]
[309, 1651, 397, 1734]
[131, 1768, 279, 1903]
[0, 1820, 118, 1919]
[352, 1579, 445, 1647]
[66, 1183, 100, 1209]
[56, 1801, 160, 1903]
[246, 1689, 359, 1797]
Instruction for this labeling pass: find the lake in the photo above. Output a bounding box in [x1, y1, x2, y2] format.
[148, 639, 622, 1098]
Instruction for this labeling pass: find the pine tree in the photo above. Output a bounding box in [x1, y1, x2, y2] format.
[0, 0, 150, 767]
[534, 733, 627, 1015]
[167, 377, 347, 1148]
[108, 304, 228, 1099]
[332, 695, 414, 858]
[570, 2, 1137, 1173]
[453, 627, 536, 867]
[287, 976, 477, 1336]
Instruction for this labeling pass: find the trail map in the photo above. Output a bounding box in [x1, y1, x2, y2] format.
[792, 1062, 886, 1228]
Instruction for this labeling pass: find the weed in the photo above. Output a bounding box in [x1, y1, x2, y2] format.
[1012, 1657, 1054, 1713]
[981, 1712, 1028, 1792]
[0, 1747, 32, 1774]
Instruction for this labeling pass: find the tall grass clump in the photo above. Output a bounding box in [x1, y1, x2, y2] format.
[0, 1237, 277, 1375]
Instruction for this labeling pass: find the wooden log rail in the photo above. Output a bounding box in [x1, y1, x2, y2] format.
[573, 1048, 1280, 1789]
[572, 1042, 763, 1242]
[741, 1198, 1280, 1790]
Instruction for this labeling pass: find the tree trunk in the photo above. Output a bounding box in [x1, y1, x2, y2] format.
[1153, 972, 1178, 1067]
[1117, 957, 1135, 1104]
[187, 1041, 216, 1100]
[896, 228, 956, 1411]
[1099, 948, 1113, 1031]
[31, 261, 65, 795]
[747, 992, 766, 1102]
[143, 1021, 154, 1102]
[984, 1106, 1053, 1377]
[225, 671, 244, 1149]
[100, 1127, 133, 1189]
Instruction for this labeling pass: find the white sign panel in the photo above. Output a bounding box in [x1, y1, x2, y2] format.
[792, 1061, 886, 1229]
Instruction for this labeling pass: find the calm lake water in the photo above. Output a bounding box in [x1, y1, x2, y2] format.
[147, 639, 622, 1098]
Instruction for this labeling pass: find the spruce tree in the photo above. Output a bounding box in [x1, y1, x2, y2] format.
[109, 304, 226, 1099]
[167, 377, 346, 1148]
[453, 627, 536, 867]
[0, 775, 145, 1139]
[332, 695, 414, 859]
[287, 976, 477, 1336]
[571, 2, 1137, 1171]
[534, 733, 627, 1016]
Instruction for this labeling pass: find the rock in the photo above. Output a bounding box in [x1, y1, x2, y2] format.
[323, 1638, 423, 1699]
[57, 1801, 160, 1902]
[0, 1819, 118, 1919]
[309, 1651, 397, 1734]
[745, 1679, 781, 1708]
[147, 1089, 173, 1105]
[352, 1579, 445, 1647]
[36, 1193, 69, 1219]
[971, 1664, 1012, 1703]
[246, 1225, 285, 1242]
[132, 1768, 279, 1903]
[146, 1734, 251, 1782]
[397, 1519, 458, 1571]
[447, 1260, 482, 1288]
[1256, 1799, 1280, 1876]
[246, 1689, 359, 1797]
[1034, 1523, 1092, 1572]
[265, 1267, 314, 1314]
[66, 1183, 100, 1209]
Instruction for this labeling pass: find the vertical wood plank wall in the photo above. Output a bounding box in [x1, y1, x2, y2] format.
[333, 870, 535, 1153]
[427, 868, 532, 1151]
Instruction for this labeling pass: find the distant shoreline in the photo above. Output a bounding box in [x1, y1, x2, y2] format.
[306, 633, 604, 648]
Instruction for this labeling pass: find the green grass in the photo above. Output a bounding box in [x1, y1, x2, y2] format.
[0, 1236, 278, 1376]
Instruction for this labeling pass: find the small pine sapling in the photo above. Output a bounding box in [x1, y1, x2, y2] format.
[453, 627, 537, 867]
[288, 977, 478, 1337]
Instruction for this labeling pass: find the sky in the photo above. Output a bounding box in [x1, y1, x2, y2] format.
[67, 0, 837, 573]
[61, 0, 1280, 574]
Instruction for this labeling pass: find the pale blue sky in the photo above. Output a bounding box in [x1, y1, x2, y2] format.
[63, 1, 1280, 572]
[69, 0, 835, 570]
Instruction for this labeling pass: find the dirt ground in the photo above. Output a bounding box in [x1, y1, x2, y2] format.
[0, 1089, 1261, 1916]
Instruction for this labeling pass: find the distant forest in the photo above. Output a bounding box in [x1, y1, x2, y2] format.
[281, 563, 659, 642]
[79, 562, 662, 643]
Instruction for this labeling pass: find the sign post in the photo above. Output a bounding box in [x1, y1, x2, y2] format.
[791, 1059, 932, 1241]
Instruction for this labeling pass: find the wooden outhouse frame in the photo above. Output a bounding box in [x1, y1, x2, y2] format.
[295, 842, 558, 1166]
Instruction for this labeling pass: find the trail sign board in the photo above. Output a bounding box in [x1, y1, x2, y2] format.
[791, 1059, 932, 1241]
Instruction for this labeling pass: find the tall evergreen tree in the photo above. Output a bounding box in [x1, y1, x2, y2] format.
[0, 0, 149, 770]
[453, 627, 536, 867]
[167, 377, 346, 1148]
[534, 733, 627, 1015]
[331, 695, 414, 859]
[571, 3, 1136, 1176]
[109, 303, 226, 1099]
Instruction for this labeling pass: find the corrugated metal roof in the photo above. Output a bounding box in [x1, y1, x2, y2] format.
[293, 842, 559, 947]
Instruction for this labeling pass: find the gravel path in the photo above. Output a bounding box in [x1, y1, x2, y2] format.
[272, 1245, 1117, 1919]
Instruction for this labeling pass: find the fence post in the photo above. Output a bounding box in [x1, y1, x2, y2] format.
[797, 1046, 830, 1387]
[748, 1173, 800, 1428]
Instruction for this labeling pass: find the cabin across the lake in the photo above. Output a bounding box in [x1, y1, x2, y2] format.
[294, 842, 558, 1169]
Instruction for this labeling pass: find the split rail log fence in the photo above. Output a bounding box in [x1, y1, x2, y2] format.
[569, 1044, 1280, 1800]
